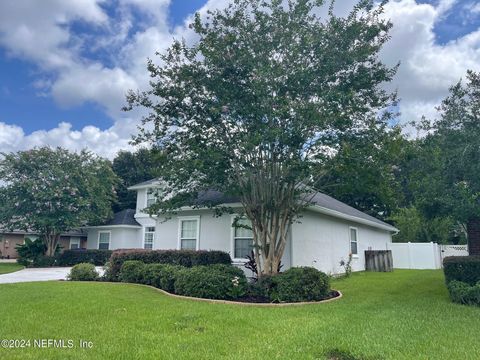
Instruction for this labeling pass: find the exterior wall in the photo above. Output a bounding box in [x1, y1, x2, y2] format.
[0, 233, 87, 258]
[135, 189, 148, 215]
[291, 210, 392, 275]
[136, 209, 292, 270]
[0, 234, 24, 259]
[86, 227, 142, 250]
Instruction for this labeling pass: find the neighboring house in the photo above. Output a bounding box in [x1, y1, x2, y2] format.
[85, 179, 398, 275]
[0, 230, 87, 259]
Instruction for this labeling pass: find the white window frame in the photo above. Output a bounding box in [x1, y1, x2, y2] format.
[98, 231, 111, 250]
[146, 188, 157, 207]
[177, 216, 200, 250]
[69, 237, 81, 250]
[230, 215, 254, 262]
[143, 226, 155, 250]
[349, 227, 358, 257]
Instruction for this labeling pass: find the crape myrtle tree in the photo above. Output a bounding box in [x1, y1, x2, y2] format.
[0, 147, 118, 256]
[421, 71, 480, 254]
[125, 0, 397, 275]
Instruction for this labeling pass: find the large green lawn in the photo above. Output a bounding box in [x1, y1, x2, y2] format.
[0, 263, 23, 274]
[0, 270, 478, 360]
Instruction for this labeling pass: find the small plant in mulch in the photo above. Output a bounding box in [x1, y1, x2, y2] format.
[339, 253, 353, 278]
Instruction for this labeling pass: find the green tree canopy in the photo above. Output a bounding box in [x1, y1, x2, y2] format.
[320, 124, 405, 220]
[126, 0, 397, 275]
[420, 71, 480, 253]
[0, 147, 118, 256]
[112, 148, 164, 211]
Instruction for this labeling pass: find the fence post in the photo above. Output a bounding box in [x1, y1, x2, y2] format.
[407, 242, 412, 269]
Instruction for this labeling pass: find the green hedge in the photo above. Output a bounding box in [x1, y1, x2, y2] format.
[119, 261, 146, 283]
[273, 267, 330, 302]
[174, 265, 247, 300]
[447, 280, 480, 306]
[117, 260, 247, 300]
[443, 256, 480, 285]
[142, 263, 184, 292]
[115, 260, 331, 303]
[56, 250, 113, 266]
[247, 267, 331, 303]
[107, 249, 232, 281]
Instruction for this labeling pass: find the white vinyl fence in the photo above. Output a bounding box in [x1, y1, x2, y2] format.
[387, 243, 469, 270]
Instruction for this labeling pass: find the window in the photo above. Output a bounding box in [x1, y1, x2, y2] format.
[70, 237, 81, 250]
[146, 189, 157, 207]
[350, 228, 358, 256]
[179, 218, 198, 250]
[98, 232, 110, 250]
[233, 218, 254, 259]
[144, 227, 155, 250]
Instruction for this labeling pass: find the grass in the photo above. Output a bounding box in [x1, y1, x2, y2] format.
[0, 270, 478, 359]
[0, 263, 23, 274]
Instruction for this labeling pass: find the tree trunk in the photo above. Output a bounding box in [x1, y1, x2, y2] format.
[249, 211, 291, 277]
[45, 233, 60, 257]
[467, 217, 480, 255]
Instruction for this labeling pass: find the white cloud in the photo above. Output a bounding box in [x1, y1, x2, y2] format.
[0, 0, 479, 157]
[380, 0, 480, 126]
[0, 121, 136, 159]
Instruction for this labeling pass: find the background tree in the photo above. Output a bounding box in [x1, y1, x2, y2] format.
[418, 71, 480, 254]
[0, 147, 118, 256]
[389, 206, 462, 244]
[320, 124, 405, 220]
[112, 148, 163, 211]
[126, 0, 397, 275]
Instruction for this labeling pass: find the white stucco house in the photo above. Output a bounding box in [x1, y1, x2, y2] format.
[85, 179, 398, 275]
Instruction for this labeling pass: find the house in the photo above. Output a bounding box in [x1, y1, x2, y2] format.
[0, 230, 87, 259]
[85, 179, 398, 275]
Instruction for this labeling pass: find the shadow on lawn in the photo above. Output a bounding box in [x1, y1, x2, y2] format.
[325, 348, 384, 360]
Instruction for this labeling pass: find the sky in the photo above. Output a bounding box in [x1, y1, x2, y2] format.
[0, 0, 479, 159]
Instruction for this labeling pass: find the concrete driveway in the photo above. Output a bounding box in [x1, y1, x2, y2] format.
[0, 266, 104, 284]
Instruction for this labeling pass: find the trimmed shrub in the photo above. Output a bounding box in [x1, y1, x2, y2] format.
[273, 267, 330, 302]
[32, 256, 57, 267]
[107, 249, 232, 281]
[119, 260, 146, 283]
[68, 263, 99, 281]
[174, 265, 247, 300]
[56, 249, 112, 266]
[143, 263, 183, 292]
[447, 280, 480, 306]
[246, 275, 277, 302]
[443, 256, 480, 285]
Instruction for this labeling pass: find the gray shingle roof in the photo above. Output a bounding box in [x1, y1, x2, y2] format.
[309, 192, 395, 230]
[102, 209, 141, 227]
[192, 190, 396, 231]
[128, 178, 396, 231]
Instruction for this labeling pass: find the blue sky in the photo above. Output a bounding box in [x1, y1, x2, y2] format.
[0, 0, 479, 158]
